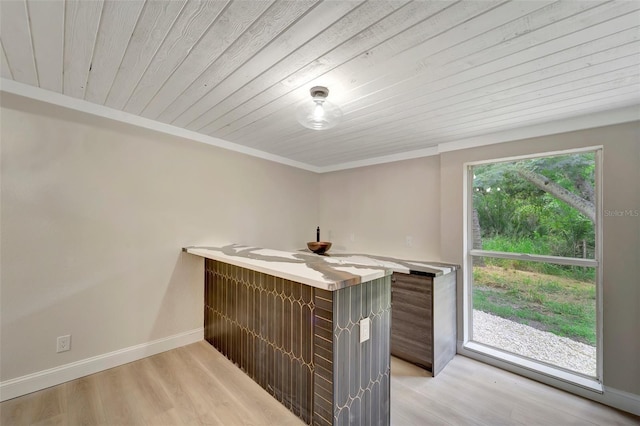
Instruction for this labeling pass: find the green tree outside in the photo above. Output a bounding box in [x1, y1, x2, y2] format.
[472, 152, 597, 345]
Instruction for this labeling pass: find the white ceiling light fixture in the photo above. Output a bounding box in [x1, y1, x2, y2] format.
[296, 86, 343, 130]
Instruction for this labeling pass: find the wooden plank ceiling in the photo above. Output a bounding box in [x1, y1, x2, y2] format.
[1, 0, 639, 169]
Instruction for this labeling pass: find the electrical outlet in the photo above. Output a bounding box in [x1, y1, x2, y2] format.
[405, 236, 413, 247]
[350, 233, 355, 242]
[57, 335, 71, 353]
[360, 318, 370, 343]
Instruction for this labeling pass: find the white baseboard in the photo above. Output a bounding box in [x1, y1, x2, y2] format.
[0, 327, 204, 402]
[603, 386, 640, 417]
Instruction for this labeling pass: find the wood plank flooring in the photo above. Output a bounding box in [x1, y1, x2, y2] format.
[391, 355, 638, 426]
[1, 341, 637, 425]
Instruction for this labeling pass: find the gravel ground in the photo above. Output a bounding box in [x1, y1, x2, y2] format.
[473, 310, 596, 376]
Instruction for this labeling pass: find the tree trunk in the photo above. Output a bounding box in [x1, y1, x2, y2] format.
[472, 208, 484, 266]
[575, 174, 595, 203]
[517, 168, 595, 223]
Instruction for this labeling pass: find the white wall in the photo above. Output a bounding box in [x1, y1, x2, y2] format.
[2, 91, 638, 407]
[0, 94, 318, 381]
[318, 122, 639, 404]
[318, 156, 441, 260]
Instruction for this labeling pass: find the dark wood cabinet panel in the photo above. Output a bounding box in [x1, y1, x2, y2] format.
[390, 333, 433, 367]
[204, 259, 392, 425]
[392, 310, 432, 328]
[390, 271, 456, 376]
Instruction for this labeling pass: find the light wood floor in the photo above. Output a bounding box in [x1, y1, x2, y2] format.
[1, 341, 637, 426]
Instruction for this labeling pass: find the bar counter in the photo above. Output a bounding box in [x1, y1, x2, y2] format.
[184, 244, 456, 426]
[184, 244, 454, 290]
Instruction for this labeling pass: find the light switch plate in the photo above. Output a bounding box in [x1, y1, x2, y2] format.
[360, 318, 370, 343]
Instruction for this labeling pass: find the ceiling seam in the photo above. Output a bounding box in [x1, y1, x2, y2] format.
[60, 0, 66, 94]
[107, 0, 188, 110]
[128, 0, 235, 115]
[80, 0, 106, 100]
[142, 0, 281, 120]
[100, 0, 147, 106]
[0, 38, 15, 80]
[23, 0, 40, 88]
[154, 0, 326, 123]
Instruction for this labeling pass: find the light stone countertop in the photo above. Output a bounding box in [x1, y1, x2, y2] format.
[184, 244, 457, 291]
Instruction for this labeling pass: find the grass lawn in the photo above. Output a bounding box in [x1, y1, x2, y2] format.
[473, 265, 596, 345]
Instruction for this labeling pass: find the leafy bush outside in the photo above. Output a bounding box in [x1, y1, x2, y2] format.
[481, 236, 595, 281]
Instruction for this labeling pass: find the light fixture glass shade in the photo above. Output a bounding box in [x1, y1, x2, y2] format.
[296, 86, 343, 130]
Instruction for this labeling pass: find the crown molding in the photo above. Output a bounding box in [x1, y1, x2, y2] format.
[321, 105, 639, 172]
[319, 146, 440, 173]
[0, 79, 322, 173]
[435, 105, 640, 154]
[2, 79, 637, 174]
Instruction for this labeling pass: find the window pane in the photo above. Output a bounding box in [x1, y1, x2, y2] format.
[471, 153, 595, 259]
[471, 256, 596, 377]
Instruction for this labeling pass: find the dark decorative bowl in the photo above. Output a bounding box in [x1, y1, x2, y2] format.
[307, 241, 332, 255]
